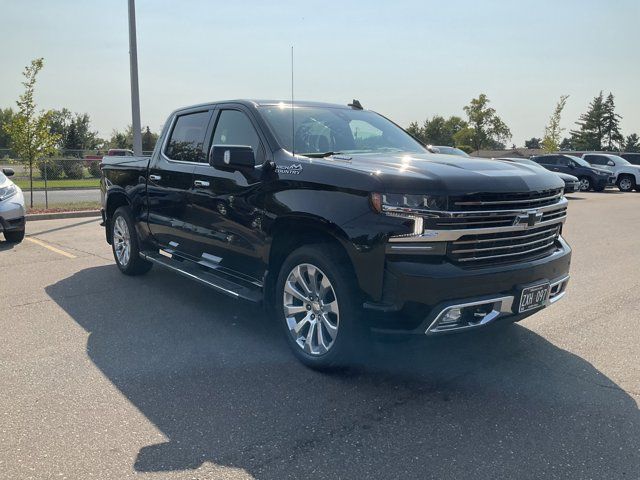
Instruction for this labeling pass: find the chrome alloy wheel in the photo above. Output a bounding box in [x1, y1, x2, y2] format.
[113, 216, 131, 266]
[283, 263, 339, 356]
[579, 178, 591, 191]
[619, 177, 633, 191]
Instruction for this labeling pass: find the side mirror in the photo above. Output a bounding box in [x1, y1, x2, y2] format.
[568, 163, 575, 169]
[209, 145, 255, 170]
[2, 168, 15, 177]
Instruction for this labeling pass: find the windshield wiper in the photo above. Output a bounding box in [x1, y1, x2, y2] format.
[300, 151, 343, 158]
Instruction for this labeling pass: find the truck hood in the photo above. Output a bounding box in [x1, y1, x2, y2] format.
[313, 152, 565, 195]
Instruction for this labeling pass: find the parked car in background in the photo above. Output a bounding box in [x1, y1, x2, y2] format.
[582, 153, 640, 192]
[0, 168, 25, 243]
[531, 154, 613, 192]
[107, 149, 135, 157]
[427, 145, 470, 157]
[620, 152, 640, 165]
[496, 158, 580, 193]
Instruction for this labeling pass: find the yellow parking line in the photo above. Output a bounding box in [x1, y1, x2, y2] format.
[25, 237, 77, 259]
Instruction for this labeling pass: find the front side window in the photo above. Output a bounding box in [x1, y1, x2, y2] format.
[165, 111, 211, 162]
[212, 110, 262, 163]
[259, 106, 426, 156]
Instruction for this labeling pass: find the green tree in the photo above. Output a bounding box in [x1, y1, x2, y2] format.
[3, 58, 60, 207]
[462, 94, 511, 152]
[624, 134, 640, 153]
[406, 116, 468, 147]
[602, 93, 623, 150]
[559, 137, 573, 150]
[141, 126, 159, 152]
[0, 108, 15, 149]
[542, 95, 569, 153]
[48, 108, 101, 153]
[525, 137, 542, 149]
[405, 121, 424, 142]
[570, 91, 606, 150]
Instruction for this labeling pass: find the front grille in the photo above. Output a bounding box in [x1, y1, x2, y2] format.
[424, 204, 567, 231]
[447, 224, 561, 266]
[449, 188, 563, 211]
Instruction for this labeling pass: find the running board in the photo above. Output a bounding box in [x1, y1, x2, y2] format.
[139, 251, 262, 303]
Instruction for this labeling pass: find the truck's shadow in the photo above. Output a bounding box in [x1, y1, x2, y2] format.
[46, 265, 639, 479]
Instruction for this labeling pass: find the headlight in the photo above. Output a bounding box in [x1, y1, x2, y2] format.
[0, 184, 17, 202]
[370, 193, 447, 213]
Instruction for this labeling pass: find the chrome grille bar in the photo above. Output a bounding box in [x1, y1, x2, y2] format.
[453, 192, 563, 207]
[452, 225, 559, 245]
[454, 240, 557, 263]
[451, 229, 559, 254]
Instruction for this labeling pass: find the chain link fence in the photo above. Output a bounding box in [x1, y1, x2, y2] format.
[0, 148, 153, 208]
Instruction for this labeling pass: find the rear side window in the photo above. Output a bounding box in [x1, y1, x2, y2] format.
[165, 111, 211, 162]
[537, 156, 557, 165]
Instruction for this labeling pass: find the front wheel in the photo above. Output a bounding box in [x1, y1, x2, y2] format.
[111, 206, 152, 275]
[578, 176, 592, 192]
[275, 244, 363, 370]
[4, 229, 25, 243]
[617, 175, 636, 192]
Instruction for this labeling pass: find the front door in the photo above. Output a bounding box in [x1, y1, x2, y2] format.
[147, 109, 213, 255]
[189, 108, 268, 282]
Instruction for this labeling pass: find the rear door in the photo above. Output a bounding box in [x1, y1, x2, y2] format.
[584, 154, 614, 171]
[147, 109, 213, 254]
[189, 106, 269, 281]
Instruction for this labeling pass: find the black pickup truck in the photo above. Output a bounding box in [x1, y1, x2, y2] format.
[100, 100, 571, 369]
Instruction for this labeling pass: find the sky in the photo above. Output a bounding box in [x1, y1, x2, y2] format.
[1, 0, 639, 146]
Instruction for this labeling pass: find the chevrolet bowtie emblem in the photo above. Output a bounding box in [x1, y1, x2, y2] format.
[514, 210, 543, 227]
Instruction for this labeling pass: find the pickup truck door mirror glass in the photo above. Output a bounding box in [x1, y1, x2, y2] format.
[209, 145, 256, 170]
[2, 167, 15, 177]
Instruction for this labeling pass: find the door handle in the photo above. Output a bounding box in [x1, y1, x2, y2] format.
[194, 180, 210, 188]
[149, 174, 161, 181]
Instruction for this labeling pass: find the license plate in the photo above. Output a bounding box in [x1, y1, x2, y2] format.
[518, 283, 550, 313]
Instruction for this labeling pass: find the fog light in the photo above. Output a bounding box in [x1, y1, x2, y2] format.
[440, 307, 463, 325]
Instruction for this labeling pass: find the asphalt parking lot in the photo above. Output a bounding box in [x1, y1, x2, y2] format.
[1, 192, 639, 480]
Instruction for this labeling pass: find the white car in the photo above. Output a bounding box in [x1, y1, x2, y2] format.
[582, 153, 640, 192]
[0, 168, 26, 243]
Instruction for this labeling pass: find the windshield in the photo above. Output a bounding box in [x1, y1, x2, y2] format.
[258, 106, 426, 156]
[565, 155, 591, 167]
[0, 172, 6, 184]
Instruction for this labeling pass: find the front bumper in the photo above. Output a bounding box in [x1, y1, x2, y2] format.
[366, 236, 572, 335]
[0, 189, 26, 232]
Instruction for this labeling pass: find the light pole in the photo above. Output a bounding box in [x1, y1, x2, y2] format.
[127, 0, 143, 156]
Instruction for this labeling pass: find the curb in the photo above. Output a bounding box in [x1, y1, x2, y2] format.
[27, 210, 102, 221]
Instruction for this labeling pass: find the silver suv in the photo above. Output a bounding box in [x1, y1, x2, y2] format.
[0, 168, 26, 243]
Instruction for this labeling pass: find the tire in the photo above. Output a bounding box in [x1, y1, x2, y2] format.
[111, 206, 152, 276]
[4, 229, 25, 243]
[578, 176, 592, 192]
[274, 243, 363, 370]
[616, 175, 636, 192]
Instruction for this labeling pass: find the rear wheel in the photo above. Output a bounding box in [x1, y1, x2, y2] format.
[617, 175, 636, 192]
[578, 176, 592, 191]
[275, 244, 363, 370]
[111, 206, 152, 275]
[4, 229, 25, 243]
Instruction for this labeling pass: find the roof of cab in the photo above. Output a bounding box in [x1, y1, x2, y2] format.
[173, 99, 356, 114]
